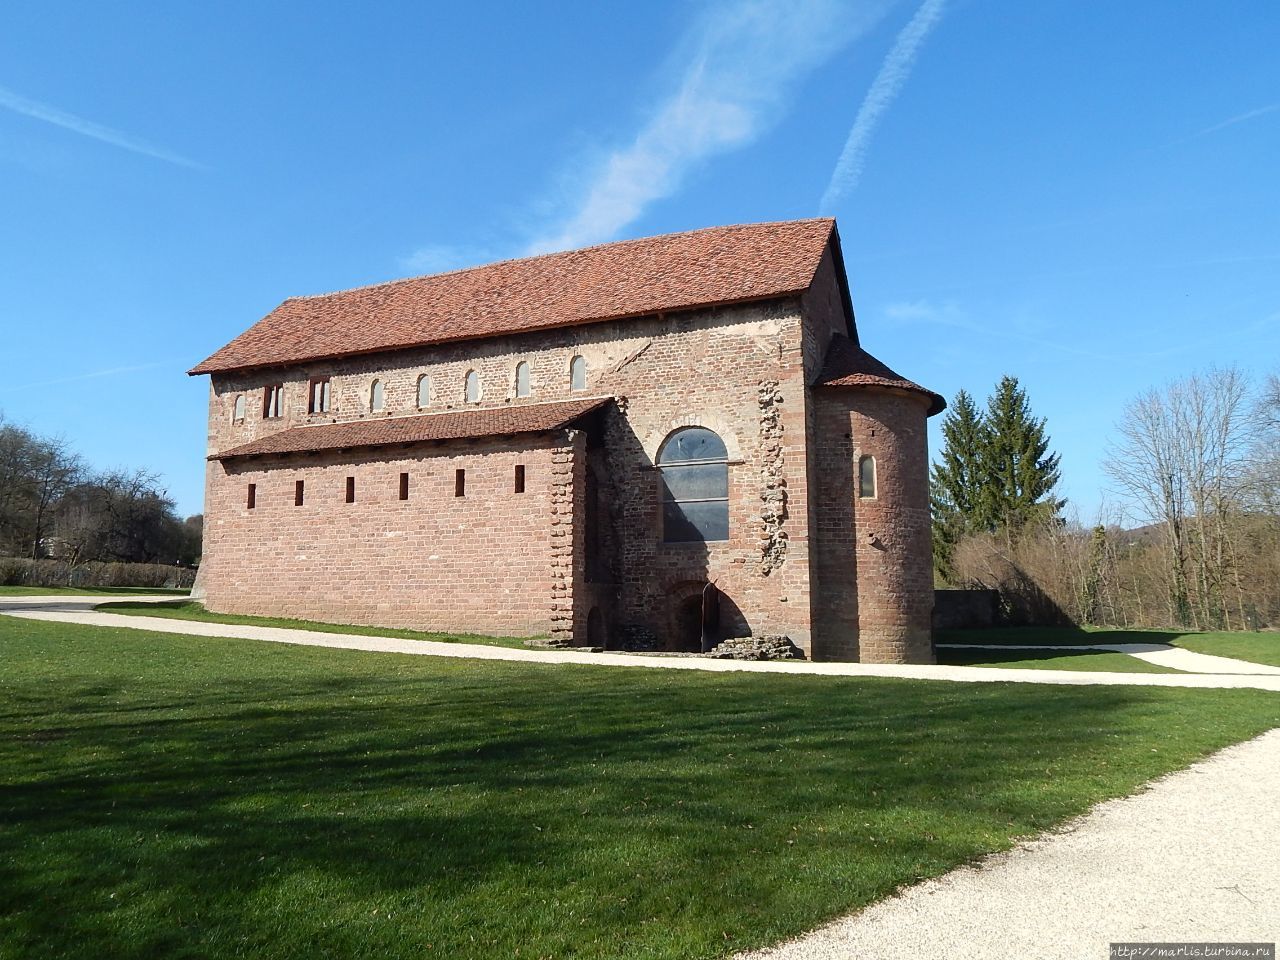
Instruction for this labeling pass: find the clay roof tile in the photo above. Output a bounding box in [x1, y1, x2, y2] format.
[191, 219, 836, 375]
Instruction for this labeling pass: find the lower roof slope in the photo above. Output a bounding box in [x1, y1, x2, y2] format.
[212, 397, 610, 461]
[191, 219, 837, 376]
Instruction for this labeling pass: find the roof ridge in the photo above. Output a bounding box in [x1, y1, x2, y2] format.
[284, 218, 837, 304]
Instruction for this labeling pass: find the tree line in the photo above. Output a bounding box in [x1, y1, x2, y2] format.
[0, 413, 200, 567]
[932, 369, 1280, 631]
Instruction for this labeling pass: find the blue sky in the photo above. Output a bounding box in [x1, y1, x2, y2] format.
[1, 0, 1276, 521]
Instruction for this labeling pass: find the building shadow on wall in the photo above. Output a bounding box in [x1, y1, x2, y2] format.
[810, 420, 861, 661]
[596, 406, 745, 654]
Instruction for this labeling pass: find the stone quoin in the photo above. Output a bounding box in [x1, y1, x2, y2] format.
[189, 218, 945, 662]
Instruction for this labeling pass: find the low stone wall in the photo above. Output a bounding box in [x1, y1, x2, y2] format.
[933, 589, 998, 630]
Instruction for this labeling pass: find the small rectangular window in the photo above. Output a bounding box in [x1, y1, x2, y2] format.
[247, 483, 256, 509]
[514, 464, 526, 494]
[399, 472, 410, 501]
[309, 377, 331, 414]
[345, 476, 355, 503]
[295, 479, 305, 506]
[455, 468, 465, 498]
[263, 384, 284, 419]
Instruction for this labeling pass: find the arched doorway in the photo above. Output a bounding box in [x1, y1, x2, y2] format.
[668, 583, 721, 653]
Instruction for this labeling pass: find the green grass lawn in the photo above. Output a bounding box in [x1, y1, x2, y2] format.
[935, 647, 1180, 673]
[0, 585, 190, 597]
[93, 600, 532, 650]
[1171, 631, 1280, 668]
[1, 616, 1276, 960]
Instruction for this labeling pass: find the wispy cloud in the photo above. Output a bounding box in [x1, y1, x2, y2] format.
[0, 84, 204, 170]
[523, 0, 890, 256]
[819, 0, 946, 211]
[1191, 102, 1280, 139]
[883, 298, 1111, 360]
[398, 245, 493, 276]
[1, 361, 176, 394]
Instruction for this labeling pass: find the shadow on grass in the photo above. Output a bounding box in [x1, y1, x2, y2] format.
[936, 625, 1191, 647]
[1, 618, 1277, 960]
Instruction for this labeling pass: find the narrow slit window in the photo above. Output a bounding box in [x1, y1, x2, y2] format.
[570, 355, 587, 391]
[858, 455, 877, 499]
[399, 472, 409, 501]
[514, 464, 526, 494]
[308, 377, 331, 414]
[454, 468, 465, 497]
[515, 361, 530, 398]
[246, 483, 256, 509]
[370, 379, 385, 413]
[232, 394, 246, 422]
[464, 370, 481, 403]
[263, 384, 284, 419]
[416, 374, 430, 408]
[295, 479, 305, 506]
[345, 476, 355, 503]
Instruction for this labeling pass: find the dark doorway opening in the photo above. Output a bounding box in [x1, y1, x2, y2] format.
[586, 607, 606, 648]
[671, 583, 720, 653]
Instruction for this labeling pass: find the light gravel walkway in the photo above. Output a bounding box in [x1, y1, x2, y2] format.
[940, 642, 1280, 676]
[4, 596, 1280, 692]
[737, 727, 1280, 960]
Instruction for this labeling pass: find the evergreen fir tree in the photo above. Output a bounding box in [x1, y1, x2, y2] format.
[980, 375, 1063, 532]
[930, 389, 988, 580]
[930, 378, 1064, 581]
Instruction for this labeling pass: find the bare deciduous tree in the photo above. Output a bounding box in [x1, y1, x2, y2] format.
[1104, 367, 1264, 629]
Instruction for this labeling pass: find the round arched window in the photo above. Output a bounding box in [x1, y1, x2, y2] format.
[515, 361, 530, 398]
[570, 355, 587, 391]
[370, 379, 385, 413]
[657, 427, 729, 542]
[417, 374, 430, 408]
[464, 370, 481, 403]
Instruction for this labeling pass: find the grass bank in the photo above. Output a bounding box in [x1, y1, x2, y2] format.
[0, 585, 190, 597]
[937, 625, 1280, 670]
[1, 615, 1276, 959]
[935, 647, 1178, 673]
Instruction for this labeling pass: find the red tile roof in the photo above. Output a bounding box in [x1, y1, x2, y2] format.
[817, 336, 946, 417]
[190, 219, 836, 375]
[212, 397, 611, 460]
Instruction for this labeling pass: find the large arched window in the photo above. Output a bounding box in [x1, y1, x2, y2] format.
[416, 374, 430, 408]
[658, 427, 729, 542]
[464, 370, 481, 403]
[369, 379, 385, 413]
[515, 361, 530, 398]
[570, 355, 587, 391]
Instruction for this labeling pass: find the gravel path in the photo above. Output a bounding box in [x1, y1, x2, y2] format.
[4, 596, 1280, 691]
[737, 727, 1280, 960]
